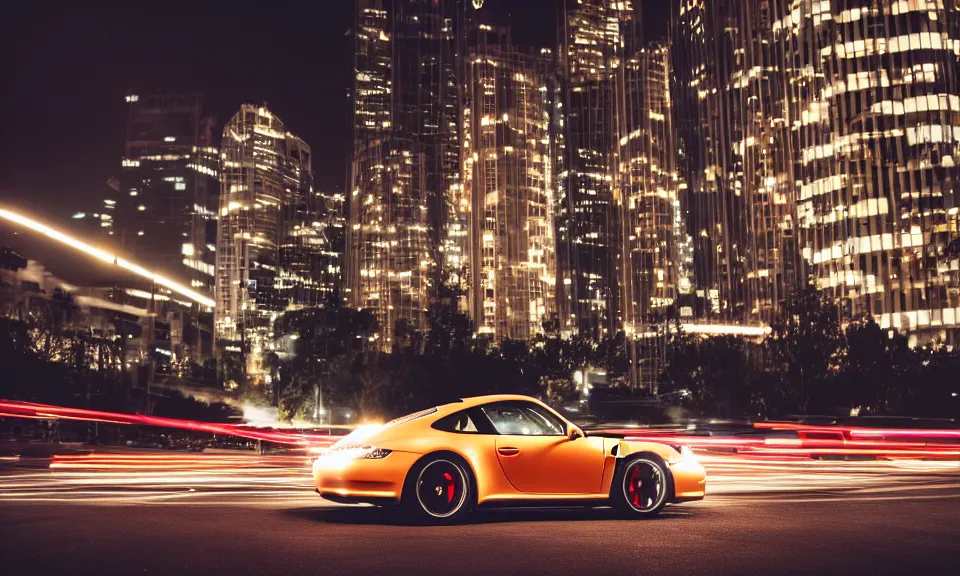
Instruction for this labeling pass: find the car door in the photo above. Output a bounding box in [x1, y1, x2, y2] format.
[481, 401, 605, 495]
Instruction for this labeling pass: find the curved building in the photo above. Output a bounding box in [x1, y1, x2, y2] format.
[216, 105, 314, 347]
[775, 0, 960, 343]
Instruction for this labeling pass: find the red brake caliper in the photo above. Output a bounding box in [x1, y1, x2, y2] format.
[443, 472, 455, 503]
[628, 467, 641, 507]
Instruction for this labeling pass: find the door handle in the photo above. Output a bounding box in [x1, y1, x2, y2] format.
[498, 447, 521, 457]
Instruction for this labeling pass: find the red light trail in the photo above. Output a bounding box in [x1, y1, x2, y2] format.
[3, 399, 959, 461]
[0, 400, 336, 448]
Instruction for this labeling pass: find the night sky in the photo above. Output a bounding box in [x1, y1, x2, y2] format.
[0, 0, 669, 219]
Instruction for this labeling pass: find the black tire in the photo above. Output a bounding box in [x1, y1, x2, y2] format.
[611, 453, 672, 518]
[400, 453, 474, 524]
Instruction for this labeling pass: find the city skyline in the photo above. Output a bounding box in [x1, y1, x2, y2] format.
[0, 1, 670, 219]
[2, 0, 958, 357]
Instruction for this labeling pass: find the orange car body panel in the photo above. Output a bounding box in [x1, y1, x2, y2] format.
[313, 394, 706, 505]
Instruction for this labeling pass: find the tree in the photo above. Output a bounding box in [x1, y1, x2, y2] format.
[767, 284, 844, 414]
[272, 296, 379, 421]
[659, 332, 753, 417]
[840, 317, 920, 415]
[909, 348, 960, 418]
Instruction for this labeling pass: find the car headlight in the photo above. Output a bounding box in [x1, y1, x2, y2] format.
[323, 445, 392, 460]
[668, 444, 698, 466]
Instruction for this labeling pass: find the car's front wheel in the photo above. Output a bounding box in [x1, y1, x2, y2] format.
[400, 454, 473, 524]
[611, 454, 671, 518]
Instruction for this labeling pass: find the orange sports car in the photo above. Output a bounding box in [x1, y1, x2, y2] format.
[313, 394, 705, 522]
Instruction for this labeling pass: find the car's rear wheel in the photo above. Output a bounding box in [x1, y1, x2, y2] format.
[400, 454, 473, 524]
[611, 454, 671, 518]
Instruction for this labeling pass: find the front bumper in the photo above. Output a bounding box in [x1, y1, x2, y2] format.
[312, 450, 421, 503]
[668, 459, 707, 502]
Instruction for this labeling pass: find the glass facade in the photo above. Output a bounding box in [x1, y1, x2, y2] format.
[348, 137, 431, 346]
[348, 0, 466, 347]
[557, 0, 638, 340]
[118, 91, 218, 362]
[119, 92, 218, 293]
[215, 105, 317, 356]
[774, 0, 960, 343]
[461, 24, 559, 340]
[618, 44, 686, 338]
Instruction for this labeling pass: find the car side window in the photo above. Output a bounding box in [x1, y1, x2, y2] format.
[432, 409, 483, 434]
[481, 402, 566, 436]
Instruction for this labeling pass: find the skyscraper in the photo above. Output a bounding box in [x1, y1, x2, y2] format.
[349, 137, 431, 347]
[672, 0, 798, 325]
[557, 0, 638, 340]
[119, 92, 218, 293]
[774, 0, 960, 344]
[347, 0, 467, 346]
[461, 23, 558, 340]
[216, 104, 318, 361]
[618, 44, 687, 362]
[118, 91, 219, 362]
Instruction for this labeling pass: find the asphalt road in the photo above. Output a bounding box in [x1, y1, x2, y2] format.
[3, 494, 960, 576]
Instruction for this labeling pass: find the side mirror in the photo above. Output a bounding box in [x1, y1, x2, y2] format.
[568, 427, 583, 441]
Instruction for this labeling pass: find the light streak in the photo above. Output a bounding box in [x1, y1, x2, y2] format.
[0, 400, 336, 447]
[0, 450, 955, 508]
[0, 208, 216, 308]
[1, 401, 958, 509]
[680, 323, 772, 337]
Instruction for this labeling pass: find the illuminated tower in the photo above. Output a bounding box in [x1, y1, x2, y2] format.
[349, 137, 431, 346]
[774, 0, 960, 344]
[118, 91, 219, 362]
[617, 43, 688, 385]
[119, 92, 218, 293]
[461, 24, 558, 340]
[278, 136, 344, 308]
[557, 0, 638, 340]
[348, 0, 467, 347]
[672, 0, 798, 325]
[216, 104, 315, 358]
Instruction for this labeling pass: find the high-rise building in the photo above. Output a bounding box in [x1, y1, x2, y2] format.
[773, 0, 960, 344]
[618, 43, 686, 343]
[119, 92, 218, 294]
[118, 91, 219, 363]
[672, 0, 798, 325]
[216, 104, 320, 362]
[280, 181, 346, 308]
[557, 0, 638, 340]
[392, 0, 463, 260]
[461, 24, 558, 340]
[278, 135, 344, 308]
[349, 137, 431, 347]
[353, 1, 393, 148]
[347, 0, 467, 346]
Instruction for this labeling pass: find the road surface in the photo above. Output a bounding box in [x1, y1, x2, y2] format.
[3, 493, 960, 576]
[1, 451, 959, 575]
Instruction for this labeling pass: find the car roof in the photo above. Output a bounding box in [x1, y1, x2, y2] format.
[440, 394, 542, 413]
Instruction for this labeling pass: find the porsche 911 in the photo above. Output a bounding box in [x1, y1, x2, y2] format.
[313, 394, 705, 523]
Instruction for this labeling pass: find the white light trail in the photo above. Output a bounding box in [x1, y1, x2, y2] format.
[0, 208, 215, 308]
